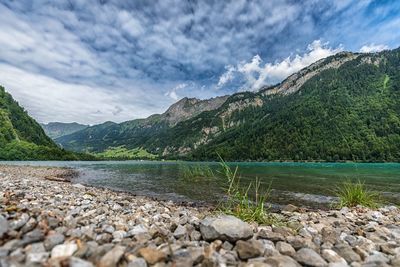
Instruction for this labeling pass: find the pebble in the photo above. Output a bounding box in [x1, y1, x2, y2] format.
[51, 244, 78, 258]
[234, 239, 264, 259]
[295, 248, 328, 267]
[139, 247, 166, 265]
[98, 245, 126, 267]
[200, 215, 253, 242]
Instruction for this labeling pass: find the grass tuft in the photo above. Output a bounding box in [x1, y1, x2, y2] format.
[217, 155, 277, 225]
[334, 179, 380, 208]
[178, 163, 215, 181]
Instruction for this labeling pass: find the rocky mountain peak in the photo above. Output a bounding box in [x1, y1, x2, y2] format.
[162, 95, 229, 126]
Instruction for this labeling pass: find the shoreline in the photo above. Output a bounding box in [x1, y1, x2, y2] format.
[1, 165, 400, 266]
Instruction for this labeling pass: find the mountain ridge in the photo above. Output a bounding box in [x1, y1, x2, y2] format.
[41, 122, 89, 139]
[57, 48, 400, 161]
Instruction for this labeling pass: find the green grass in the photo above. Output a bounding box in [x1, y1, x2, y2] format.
[217, 156, 276, 225]
[334, 179, 381, 208]
[96, 146, 157, 159]
[178, 163, 215, 181]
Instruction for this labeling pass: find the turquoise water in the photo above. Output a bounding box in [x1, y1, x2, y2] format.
[2, 161, 400, 208]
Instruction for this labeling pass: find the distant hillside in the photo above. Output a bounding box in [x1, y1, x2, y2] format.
[0, 86, 91, 160]
[41, 122, 88, 139]
[58, 48, 400, 162]
[56, 96, 228, 158]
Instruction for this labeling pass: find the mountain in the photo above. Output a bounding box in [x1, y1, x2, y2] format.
[0, 86, 91, 160]
[58, 48, 400, 162]
[41, 122, 89, 139]
[56, 96, 228, 158]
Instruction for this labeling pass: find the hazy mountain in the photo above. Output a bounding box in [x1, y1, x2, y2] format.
[57, 48, 400, 162]
[41, 122, 89, 139]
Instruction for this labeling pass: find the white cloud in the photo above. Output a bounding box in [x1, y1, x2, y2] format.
[217, 40, 343, 91]
[217, 65, 236, 88]
[165, 83, 188, 101]
[359, 43, 389, 53]
[0, 63, 167, 125]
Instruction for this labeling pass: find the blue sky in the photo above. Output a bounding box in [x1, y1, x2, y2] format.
[0, 0, 399, 124]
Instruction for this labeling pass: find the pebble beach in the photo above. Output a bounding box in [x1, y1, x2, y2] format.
[0, 165, 399, 267]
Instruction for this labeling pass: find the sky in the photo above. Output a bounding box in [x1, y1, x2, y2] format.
[0, 0, 399, 125]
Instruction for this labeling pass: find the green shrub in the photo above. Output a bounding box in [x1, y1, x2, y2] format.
[334, 179, 380, 208]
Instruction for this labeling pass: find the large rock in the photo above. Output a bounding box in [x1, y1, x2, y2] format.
[51, 243, 78, 258]
[98, 245, 126, 267]
[294, 248, 328, 267]
[265, 255, 301, 267]
[44, 233, 65, 251]
[234, 239, 264, 260]
[139, 247, 166, 265]
[276, 241, 296, 257]
[199, 215, 253, 242]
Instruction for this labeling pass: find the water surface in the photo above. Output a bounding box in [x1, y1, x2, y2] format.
[2, 161, 399, 208]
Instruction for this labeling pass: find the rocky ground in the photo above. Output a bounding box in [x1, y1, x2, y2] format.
[0, 165, 399, 267]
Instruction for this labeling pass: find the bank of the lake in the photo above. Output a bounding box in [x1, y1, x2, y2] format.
[1, 165, 400, 267]
[2, 160, 400, 209]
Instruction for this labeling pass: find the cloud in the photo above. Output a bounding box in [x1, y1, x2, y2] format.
[359, 44, 390, 53]
[218, 40, 342, 91]
[0, 1, 398, 124]
[165, 83, 188, 101]
[0, 63, 169, 125]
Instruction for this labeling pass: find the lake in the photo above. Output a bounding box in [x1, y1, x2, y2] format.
[2, 161, 400, 208]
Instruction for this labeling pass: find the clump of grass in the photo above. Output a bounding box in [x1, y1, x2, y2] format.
[334, 179, 380, 208]
[179, 163, 215, 181]
[217, 156, 276, 225]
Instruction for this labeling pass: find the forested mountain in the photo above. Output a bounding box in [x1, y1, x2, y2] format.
[0, 86, 90, 160]
[56, 96, 228, 156]
[41, 122, 89, 139]
[58, 48, 400, 162]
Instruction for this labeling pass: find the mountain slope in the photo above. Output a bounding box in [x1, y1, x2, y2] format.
[58, 48, 400, 162]
[56, 96, 228, 155]
[0, 86, 87, 160]
[41, 122, 89, 139]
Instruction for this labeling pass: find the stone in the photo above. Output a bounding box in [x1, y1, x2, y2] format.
[69, 257, 95, 267]
[128, 258, 148, 267]
[21, 229, 45, 246]
[258, 229, 285, 241]
[173, 225, 187, 239]
[365, 251, 389, 264]
[26, 252, 49, 263]
[98, 245, 126, 267]
[0, 215, 9, 238]
[26, 242, 49, 264]
[295, 248, 328, 267]
[20, 217, 37, 234]
[321, 249, 346, 264]
[276, 241, 296, 257]
[51, 243, 78, 258]
[200, 215, 253, 242]
[9, 213, 29, 230]
[283, 204, 298, 212]
[187, 247, 205, 265]
[190, 230, 201, 241]
[128, 224, 148, 236]
[265, 255, 302, 267]
[44, 233, 65, 250]
[112, 230, 127, 241]
[139, 247, 166, 265]
[235, 239, 264, 260]
[333, 244, 361, 263]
